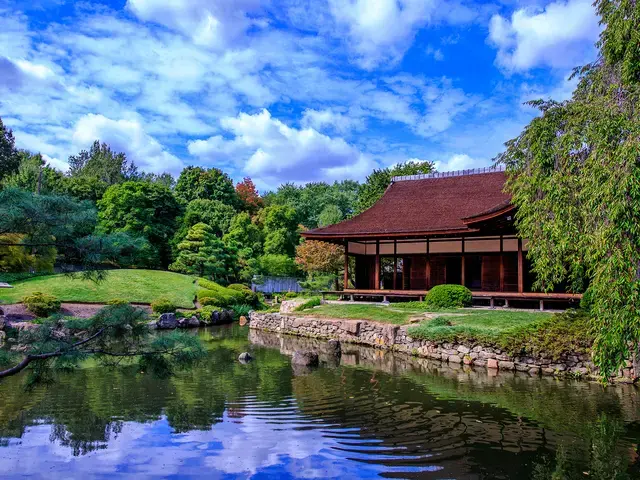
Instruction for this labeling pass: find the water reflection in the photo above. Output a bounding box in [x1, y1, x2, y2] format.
[0, 324, 638, 479]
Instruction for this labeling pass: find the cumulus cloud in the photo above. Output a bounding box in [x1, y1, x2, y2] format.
[488, 0, 601, 71]
[126, 0, 266, 48]
[432, 153, 483, 172]
[188, 109, 375, 185]
[72, 114, 184, 175]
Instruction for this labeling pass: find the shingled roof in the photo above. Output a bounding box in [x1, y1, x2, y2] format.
[302, 168, 512, 240]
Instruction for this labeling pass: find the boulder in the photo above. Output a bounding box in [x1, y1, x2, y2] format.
[280, 299, 307, 314]
[238, 352, 253, 363]
[326, 340, 341, 358]
[291, 351, 319, 367]
[239, 315, 248, 326]
[0, 330, 5, 347]
[157, 313, 178, 329]
[219, 310, 234, 325]
[187, 316, 201, 328]
[0, 315, 5, 331]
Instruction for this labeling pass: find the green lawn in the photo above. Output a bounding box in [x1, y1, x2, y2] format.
[297, 303, 437, 325]
[0, 269, 199, 308]
[407, 310, 552, 343]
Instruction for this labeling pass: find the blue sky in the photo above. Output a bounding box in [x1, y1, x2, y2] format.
[0, 0, 601, 190]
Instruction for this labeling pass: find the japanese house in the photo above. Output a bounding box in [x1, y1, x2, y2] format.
[301, 167, 579, 306]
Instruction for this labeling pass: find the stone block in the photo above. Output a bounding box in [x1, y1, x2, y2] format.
[448, 354, 463, 364]
[342, 320, 361, 336]
[457, 345, 470, 354]
[498, 361, 515, 371]
[487, 358, 499, 369]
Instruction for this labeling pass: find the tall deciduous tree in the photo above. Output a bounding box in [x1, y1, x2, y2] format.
[174, 166, 238, 207]
[68, 140, 138, 185]
[497, 0, 640, 380]
[1, 152, 64, 194]
[259, 205, 300, 256]
[98, 182, 181, 267]
[235, 177, 263, 215]
[355, 161, 434, 214]
[0, 117, 20, 182]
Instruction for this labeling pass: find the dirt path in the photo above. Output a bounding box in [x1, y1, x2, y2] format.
[1, 302, 153, 322]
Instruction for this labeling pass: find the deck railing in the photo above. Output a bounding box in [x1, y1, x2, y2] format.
[392, 165, 505, 182]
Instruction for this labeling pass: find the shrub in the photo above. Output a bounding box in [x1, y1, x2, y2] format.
[197, 278, 244, 307]
[283, 291, 299, 299]
[425, 285, 472, 308]
[196, 305, 220, 323]
[22, 292, 61, 317]
[294, 297, 322, 312]
[151, 298, 177, 314]
[227, 283, 259, 306]
[230, 304, 252, 319]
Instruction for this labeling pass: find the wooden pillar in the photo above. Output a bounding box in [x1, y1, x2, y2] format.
[344, 240, 349, 290]
[393, 240, 397, 290]
[426, 238, 431, 290]
[499, 235, 505, 292]
[374, 240, 380, 290]
[461, 237, 466, 287]
[517, 238, 524, 293]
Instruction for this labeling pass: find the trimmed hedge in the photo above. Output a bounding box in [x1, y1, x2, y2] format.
[227, 284, 259, 306]
[197, 278, 245, 307]
[22, 292, 61, 317]
[294, 297, 322, 312]
[425, 284, 472, 308]
[151, 298, 177, 314]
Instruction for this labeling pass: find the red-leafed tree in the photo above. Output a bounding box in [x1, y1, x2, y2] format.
[235, 177, 263, 215]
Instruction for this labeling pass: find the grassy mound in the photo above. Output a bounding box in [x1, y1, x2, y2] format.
[0, 269, 199, 308]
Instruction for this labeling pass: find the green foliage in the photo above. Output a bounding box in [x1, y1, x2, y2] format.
[257, 254, 300, 277]
[580, 287, 595, 313]
[1, 152, 65, 195]
[294, 297, 322, 311]
[196, 278, 245, 307]
[317, 204, 343, 227]
[174, 166, 238, 207]
[0, 117, 20, 182]
[151, 298, 177, 314]
[260, 205, 299, 256]
[223, 212, 263, 256]
[0, 233, 56, 273]
[98, 181, 181, 267]
[230, 303, 252, 319]
[425, 285, 472, 308]
[227, 283, 259, 306]
[176, 199, 237, 240]
[283, 291, 299, 299]
[298, 274, 335, 292]
[68, 140, 138, 186]
[170, 223, 238, 282]
[22, 292, 61, 317]
[497, 0, 640, 379]
[62, 175, 109, 202]
[265, 180, 359, 229]
[106, 298, 129, 306]
[355, 161, 434, 214]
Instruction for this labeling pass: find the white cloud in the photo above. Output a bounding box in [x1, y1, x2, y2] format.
[432, 153, 483, 172]
[126, 0, 266, 48]
[425, 45, 444, 61]
[72, 114, 184, 175]
[488, 0, 601, 71]
[188, 109, 375, 186]
[301, 108, 365, 134]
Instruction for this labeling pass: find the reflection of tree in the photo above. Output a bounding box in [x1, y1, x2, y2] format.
[532, 414, 634, 480]
[49, 419, 123, 457]
[0, 325, 294, 454]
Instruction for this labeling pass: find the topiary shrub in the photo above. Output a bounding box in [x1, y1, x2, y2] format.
[227, 284, 259, 306]
[22, 292, 61, 317]
[197, 278, 245, 307]
[425, 284, 472, 308]
[151, 298, 177, 314]
[283, 291, 299, 299]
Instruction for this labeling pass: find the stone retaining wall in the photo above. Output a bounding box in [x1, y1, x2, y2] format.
[248, 312, 638, 382]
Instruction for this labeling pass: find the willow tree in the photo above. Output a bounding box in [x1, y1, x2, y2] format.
[498, 0, 640, 379]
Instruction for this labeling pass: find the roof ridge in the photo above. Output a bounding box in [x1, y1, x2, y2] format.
[391, 165, 505, 182]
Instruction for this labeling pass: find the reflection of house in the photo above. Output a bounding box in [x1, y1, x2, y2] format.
[302, 167, 579, 306]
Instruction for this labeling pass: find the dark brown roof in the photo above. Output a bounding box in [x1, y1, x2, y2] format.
[303, 170, 511, 239]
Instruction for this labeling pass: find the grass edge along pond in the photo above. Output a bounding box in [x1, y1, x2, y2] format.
[296, 301, 593, 359]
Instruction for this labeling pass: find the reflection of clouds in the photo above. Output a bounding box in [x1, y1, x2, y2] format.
[0, 405, 396, 479]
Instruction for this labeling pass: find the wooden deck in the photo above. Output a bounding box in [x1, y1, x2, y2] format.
[322, 289, 582, 311]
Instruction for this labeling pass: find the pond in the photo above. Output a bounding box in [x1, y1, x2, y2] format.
[0, 324, 638, 479]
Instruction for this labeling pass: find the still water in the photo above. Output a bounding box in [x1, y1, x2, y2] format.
[0, 324, 638, 479]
